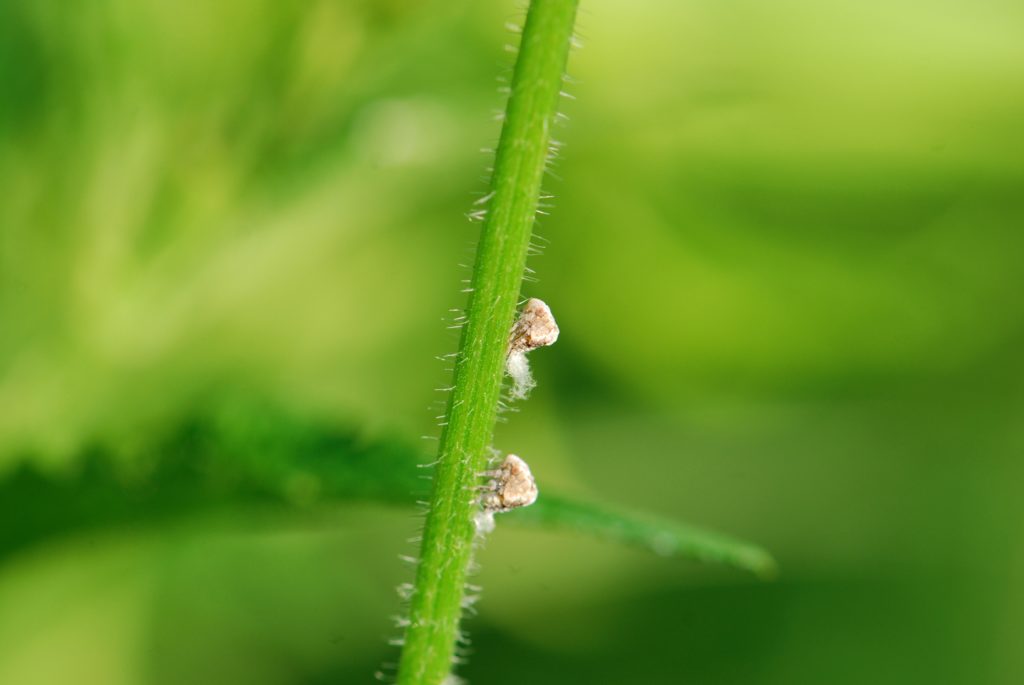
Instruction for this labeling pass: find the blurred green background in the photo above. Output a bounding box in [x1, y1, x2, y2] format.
[2, 0, 1023, 683]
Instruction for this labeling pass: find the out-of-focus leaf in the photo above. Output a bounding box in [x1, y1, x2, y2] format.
[0, 403, 772, 576]
[0, 403, 429, 561]
[510, 494, 776, 578]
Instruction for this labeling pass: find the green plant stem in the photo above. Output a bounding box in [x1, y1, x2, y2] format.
[396, 2, 579, 683]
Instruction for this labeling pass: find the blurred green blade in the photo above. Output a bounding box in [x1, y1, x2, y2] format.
[0, 407, 430, 562]
[511, 493, 777, 578]
[0, 407, 772, 577]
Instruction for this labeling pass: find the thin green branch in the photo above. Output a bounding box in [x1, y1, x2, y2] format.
[396, 2, 580, 683]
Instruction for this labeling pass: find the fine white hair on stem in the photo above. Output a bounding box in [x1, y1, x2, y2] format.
[506, 298, 559, 400]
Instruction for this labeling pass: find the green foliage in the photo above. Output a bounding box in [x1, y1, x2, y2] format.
[516, 494, 775, 578]
[0, 404, 424, 563]
[0, 401, 772, 576]
[1, 0, 1021, 683]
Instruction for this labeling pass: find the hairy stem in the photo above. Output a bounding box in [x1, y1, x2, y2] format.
[395, 2, 579, 683]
